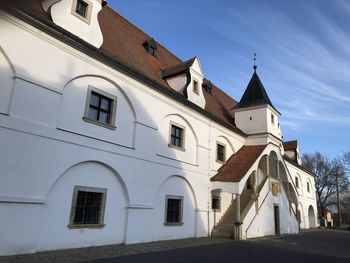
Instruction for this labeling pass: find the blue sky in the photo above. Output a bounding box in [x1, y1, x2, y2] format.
[111, 0, 350, 158]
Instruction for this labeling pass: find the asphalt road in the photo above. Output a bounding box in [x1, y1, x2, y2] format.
[89, 230, 350, 263]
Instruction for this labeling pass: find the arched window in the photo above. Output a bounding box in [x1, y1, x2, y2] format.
[295, 176, 299, 188]
[307, 181, 310, 193]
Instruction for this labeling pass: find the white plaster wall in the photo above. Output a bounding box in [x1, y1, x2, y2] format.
[244, 185, 299, 239]
[0, 203, 42, 255]
[266, 108, 282, 139]
[210, 191, 233, 228]
[0, 47, 14, 114]
[285, 162, 318, 228]
[211, 135, 236, 172]
[235, 107, 268, 135]
[152, 176, 197, 241]
[49, 0, 103, 48]
[38, 161, 128, 252]
[157, 114, 198, 165]
[187, 72, 206, 109]
[58, 75, 136, 147]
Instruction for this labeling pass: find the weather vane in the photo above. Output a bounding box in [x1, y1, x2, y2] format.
[253, 52, 257, 72]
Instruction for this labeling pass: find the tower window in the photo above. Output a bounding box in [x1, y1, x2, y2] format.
[271, 114, 275, 124]
[307, 182, 310, 192]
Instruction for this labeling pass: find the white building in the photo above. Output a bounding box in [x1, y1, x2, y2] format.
[0, 0, 317, 256]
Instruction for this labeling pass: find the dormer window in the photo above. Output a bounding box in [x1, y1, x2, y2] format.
[203, 79, 213, 94]
[76, 0, 88, 17]
[71, 0, 92, 24]
[143, 38, 157, 56]
[193, 80, 199, 94]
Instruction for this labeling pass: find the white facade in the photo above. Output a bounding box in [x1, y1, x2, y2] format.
[0, 1, 317, 256]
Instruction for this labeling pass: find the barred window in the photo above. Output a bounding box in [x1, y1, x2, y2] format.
[69, 186, 107, 228]
[165, 196, 183, 225]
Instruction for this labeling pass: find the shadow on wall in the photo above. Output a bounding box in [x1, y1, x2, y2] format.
[0, 47, 207, 255]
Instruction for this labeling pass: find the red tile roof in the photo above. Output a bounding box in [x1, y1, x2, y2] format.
[211, 145, 267, 182]
[8, 1, 243, 135]
[283, 140, 298, 151]
[162, 57, 196, 78]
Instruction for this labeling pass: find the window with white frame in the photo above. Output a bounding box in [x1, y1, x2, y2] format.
[165, 195, 183, 225]
[69, 186, 107, 228]
[83, 86, 117, 129]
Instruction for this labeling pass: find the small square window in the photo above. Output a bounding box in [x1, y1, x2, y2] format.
[165, 195, 183, 225]
[84, 87, 117, 129]
[212, 197, 221, 211]
[216, 143, 226, 163]
[71, 0, 92, 24]
[69, 186, 107, 228]
[76, 0, 88, 18]
[193, 80, 199, 94]
[169, 123, 185, 150]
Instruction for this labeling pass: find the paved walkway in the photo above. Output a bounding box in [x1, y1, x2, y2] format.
[0, 237, 232, 263]
[1, 229, 349, 263]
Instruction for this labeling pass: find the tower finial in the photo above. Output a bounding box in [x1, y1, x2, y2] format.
[253, 52, 257, 72]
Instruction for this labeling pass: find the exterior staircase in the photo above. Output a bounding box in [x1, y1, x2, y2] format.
[211, 188, 254, 238]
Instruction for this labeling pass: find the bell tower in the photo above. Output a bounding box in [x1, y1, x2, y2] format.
[233, 64, 282, 141]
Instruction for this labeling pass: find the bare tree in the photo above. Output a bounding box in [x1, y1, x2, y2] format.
[302, 152, 348, 220]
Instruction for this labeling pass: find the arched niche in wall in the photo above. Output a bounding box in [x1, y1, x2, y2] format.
[257, 154, 268, 186]
[295, 172, 303, 194]
[0, 47, 15, 114]
[58, 75, 136, 148]
[308, 205, 316, 228]
[153, 175, 198, 240]
[269, 150, 278, 179]
[39, 160, 129, 251]
[157, 114, 199, 165]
